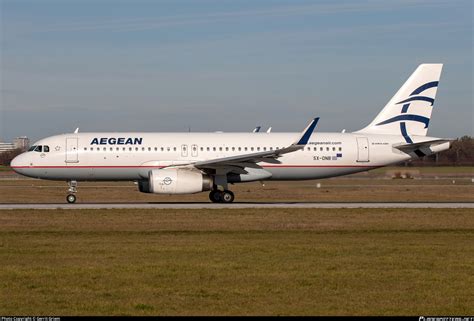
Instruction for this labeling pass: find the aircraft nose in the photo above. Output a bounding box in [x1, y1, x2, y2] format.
[10, 153, 27, 174]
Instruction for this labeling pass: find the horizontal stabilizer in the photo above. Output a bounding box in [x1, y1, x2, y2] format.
[393, 139, 452, 157]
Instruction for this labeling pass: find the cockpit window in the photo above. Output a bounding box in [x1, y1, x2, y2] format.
[29, 145, 50, 152]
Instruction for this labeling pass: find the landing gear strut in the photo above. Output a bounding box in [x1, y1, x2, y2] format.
[66, 180, 77, 203]
[209, 189, 235, 203]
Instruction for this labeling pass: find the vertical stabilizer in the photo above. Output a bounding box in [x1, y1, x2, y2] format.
[356, 64, 443, 142]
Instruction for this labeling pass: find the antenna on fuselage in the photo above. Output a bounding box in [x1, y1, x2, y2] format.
[266, 127, 272, 133]
[74, 128, 79, 134]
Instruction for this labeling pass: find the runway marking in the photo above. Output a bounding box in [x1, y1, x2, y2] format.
[0, 202, 472, 210]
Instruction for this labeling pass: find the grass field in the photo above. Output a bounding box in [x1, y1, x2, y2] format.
[1, 208, 473, 315]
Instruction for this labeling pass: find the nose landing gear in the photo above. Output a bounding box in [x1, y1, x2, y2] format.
[66, 180, 77, 203]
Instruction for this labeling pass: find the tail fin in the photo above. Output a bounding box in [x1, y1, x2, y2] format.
[356, 64, 443, 142]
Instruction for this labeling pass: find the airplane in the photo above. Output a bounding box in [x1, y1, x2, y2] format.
[11, 64, 451, 204]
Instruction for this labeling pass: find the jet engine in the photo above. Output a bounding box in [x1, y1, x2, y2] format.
[138, 169, 212, 194]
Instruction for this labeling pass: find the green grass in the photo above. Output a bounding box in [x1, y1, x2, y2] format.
[0, 208, 473, 315]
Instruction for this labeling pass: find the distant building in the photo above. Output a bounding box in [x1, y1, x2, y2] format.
[0, 136, 30, 153]
[13, 136, 30, 151]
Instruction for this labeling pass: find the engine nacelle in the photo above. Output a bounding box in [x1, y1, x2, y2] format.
[140, 169, 212, 194]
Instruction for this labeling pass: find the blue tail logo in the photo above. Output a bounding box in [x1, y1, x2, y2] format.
[376, 81, 438, 143]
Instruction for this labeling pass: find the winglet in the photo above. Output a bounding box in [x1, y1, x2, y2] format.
[295, 117, 319, 145]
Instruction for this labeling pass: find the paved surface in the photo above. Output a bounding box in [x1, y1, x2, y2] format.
[0, 202, 473, 210]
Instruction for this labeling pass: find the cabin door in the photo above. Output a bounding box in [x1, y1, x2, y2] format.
[66, 137, 79, 163]
[356, 137, 369, 162]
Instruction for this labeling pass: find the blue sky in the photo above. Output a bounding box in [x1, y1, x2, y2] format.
[1, 0, 472, 142]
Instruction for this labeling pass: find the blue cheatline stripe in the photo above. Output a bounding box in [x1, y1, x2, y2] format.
[400, 122, 413, 143]
[410, 81, 438, 95]
[397, 95, 435, 106]
[376, 114, 430, 128]
[297, 117, 319, 145]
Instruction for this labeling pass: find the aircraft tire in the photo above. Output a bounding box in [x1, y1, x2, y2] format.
[66, 194, 77, 204]
[221, 190, 234, 203]
[209, 190, 221, 203]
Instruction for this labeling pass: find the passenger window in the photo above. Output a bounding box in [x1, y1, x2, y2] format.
[339, 147, 342, 151]
[232, 147, 235, 151]
[320, 147, 323, 151]
[333, 147, 336, 151]
[225, 147, 229, 151]
[238, 147, 241, 151]
[116, 147, 119, 151]
[244, 147, 248, 151]
[219, 147, 223, 151]
[110, 147, 113, 151]
[263, 147, 266, 151]
[135, 147, 139, 151]
[257, 147, 260, 151]
[103, 147, 107, 151]
[326, 147, 329, 151]
[84, 147, 87, 151]
[251, 147, 254, 151]
[213, 147, 216, 151]
[129, 147, 132, 151]
[154, 147, 157, 151]
[97, 147, 100, 151]
[123, 147, 126, 151]
[173, 147, 177, 151]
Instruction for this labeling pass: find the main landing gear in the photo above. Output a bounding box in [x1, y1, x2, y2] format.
[209, 189, 235, 203]
[66, 180, 77, 203]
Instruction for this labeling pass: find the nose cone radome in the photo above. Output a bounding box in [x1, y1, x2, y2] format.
[10, 153, 28, 175]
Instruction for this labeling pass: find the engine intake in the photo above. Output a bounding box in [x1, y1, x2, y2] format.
[139, 169, 212, 194]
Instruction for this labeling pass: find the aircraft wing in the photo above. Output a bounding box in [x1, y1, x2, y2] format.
[192, 118, 319, 171]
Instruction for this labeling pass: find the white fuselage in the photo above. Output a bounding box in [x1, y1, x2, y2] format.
[11, 131, 429, 182]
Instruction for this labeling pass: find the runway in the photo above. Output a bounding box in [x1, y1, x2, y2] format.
[0, 202, 473, 210]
